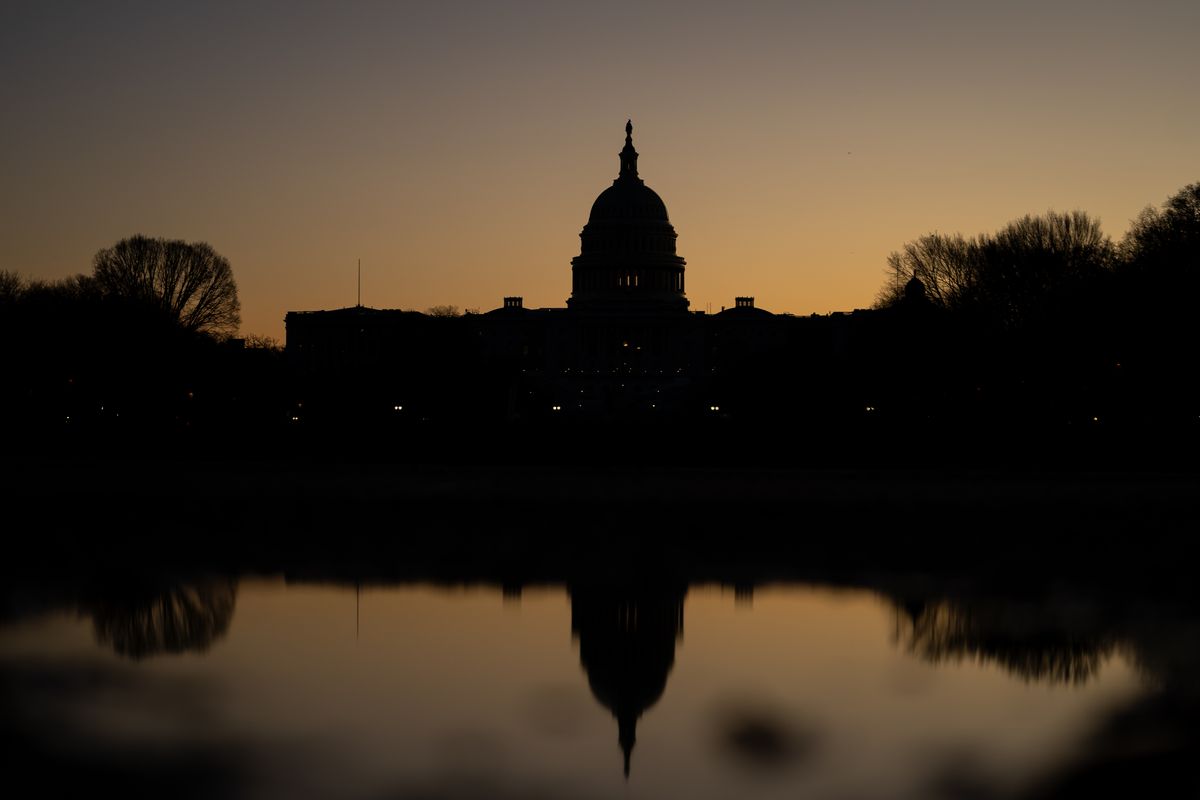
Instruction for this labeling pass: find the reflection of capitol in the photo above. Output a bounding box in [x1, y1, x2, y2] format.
[570, 584, 687, 777]
[69, 572, 1186, 782]
[83, 576, 690, 777]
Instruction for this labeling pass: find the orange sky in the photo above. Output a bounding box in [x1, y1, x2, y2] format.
[2, 1, 1196, 340]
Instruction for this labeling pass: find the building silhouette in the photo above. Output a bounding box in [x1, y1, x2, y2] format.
[569, 120, 688, 313]
[285, 122, 936, 426]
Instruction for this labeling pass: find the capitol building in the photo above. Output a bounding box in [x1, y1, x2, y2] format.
[285, 122, 931, 424]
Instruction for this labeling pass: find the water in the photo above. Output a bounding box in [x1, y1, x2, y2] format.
[0, 578, 1160, 799]
[5, 463, 1199, 796]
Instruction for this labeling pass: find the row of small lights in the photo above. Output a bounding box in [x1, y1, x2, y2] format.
[288, 403, 1129, 425]
[550, 404, 720, 412]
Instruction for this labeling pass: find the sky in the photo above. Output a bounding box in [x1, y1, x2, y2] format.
[2, 0, 1196, 340]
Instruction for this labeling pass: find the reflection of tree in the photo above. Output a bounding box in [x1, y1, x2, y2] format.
[1014, 608, 1200, 799]
[1117, 614, 1200, 699]
[90, 579, 238, 660]
[893, 598, 1116, 685]
[570, 584, 686, 777]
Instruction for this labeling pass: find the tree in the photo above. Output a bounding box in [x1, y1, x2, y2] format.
[974, 211, 1114, 330]
[875, 232, 977, 310]
[0, 269, 23, 304]
[1120, 182, 1200, 288]
[877, 211, 1114, 331]
[243, 333, 282, 351]
[1114, 183, 1200, 412]
[92, 235, 241, 335]
[425, 305, 461, 317]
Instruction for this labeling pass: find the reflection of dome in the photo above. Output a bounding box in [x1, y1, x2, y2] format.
[568, 121, 688, 312]
[571, 584, 686, 777]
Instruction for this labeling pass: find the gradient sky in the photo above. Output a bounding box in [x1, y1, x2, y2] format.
[2, 1, 1196, 339]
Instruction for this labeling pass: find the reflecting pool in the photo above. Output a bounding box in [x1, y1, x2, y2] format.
[1, 578, 1167, 799]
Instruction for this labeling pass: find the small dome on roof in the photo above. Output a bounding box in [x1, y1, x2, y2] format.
[904, 274, 928, 303]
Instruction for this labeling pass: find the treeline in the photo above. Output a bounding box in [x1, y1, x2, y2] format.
[3, 183, 1197, 460]
[0, 236, 285, 444]
[869, 182, 1200, 430]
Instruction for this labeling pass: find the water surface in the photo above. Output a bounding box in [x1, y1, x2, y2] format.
[2, 579, 1153, 799]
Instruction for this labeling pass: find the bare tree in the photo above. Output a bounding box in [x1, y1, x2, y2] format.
[0, 269, 23, 303]
[1116, 183, 1200, 369]
[877, 211, 1114, 330]
[243, 333, 282, 350]
[425, 305, 461, 317]
[875, 232, 978, 309]
[1121, 182, 1200, 280]
[92, 235, 241, 335]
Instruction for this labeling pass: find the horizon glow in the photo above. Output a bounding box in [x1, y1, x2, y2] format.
[2, 1, 1196, 339]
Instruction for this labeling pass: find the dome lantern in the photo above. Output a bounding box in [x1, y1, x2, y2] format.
[618, 119, 640, 182]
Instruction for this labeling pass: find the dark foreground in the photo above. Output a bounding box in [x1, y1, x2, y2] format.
[3, 458, 1199, 798]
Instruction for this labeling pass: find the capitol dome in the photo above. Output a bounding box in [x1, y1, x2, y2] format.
[568, 121, 688, 312]
[587, 176, 670, 224]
